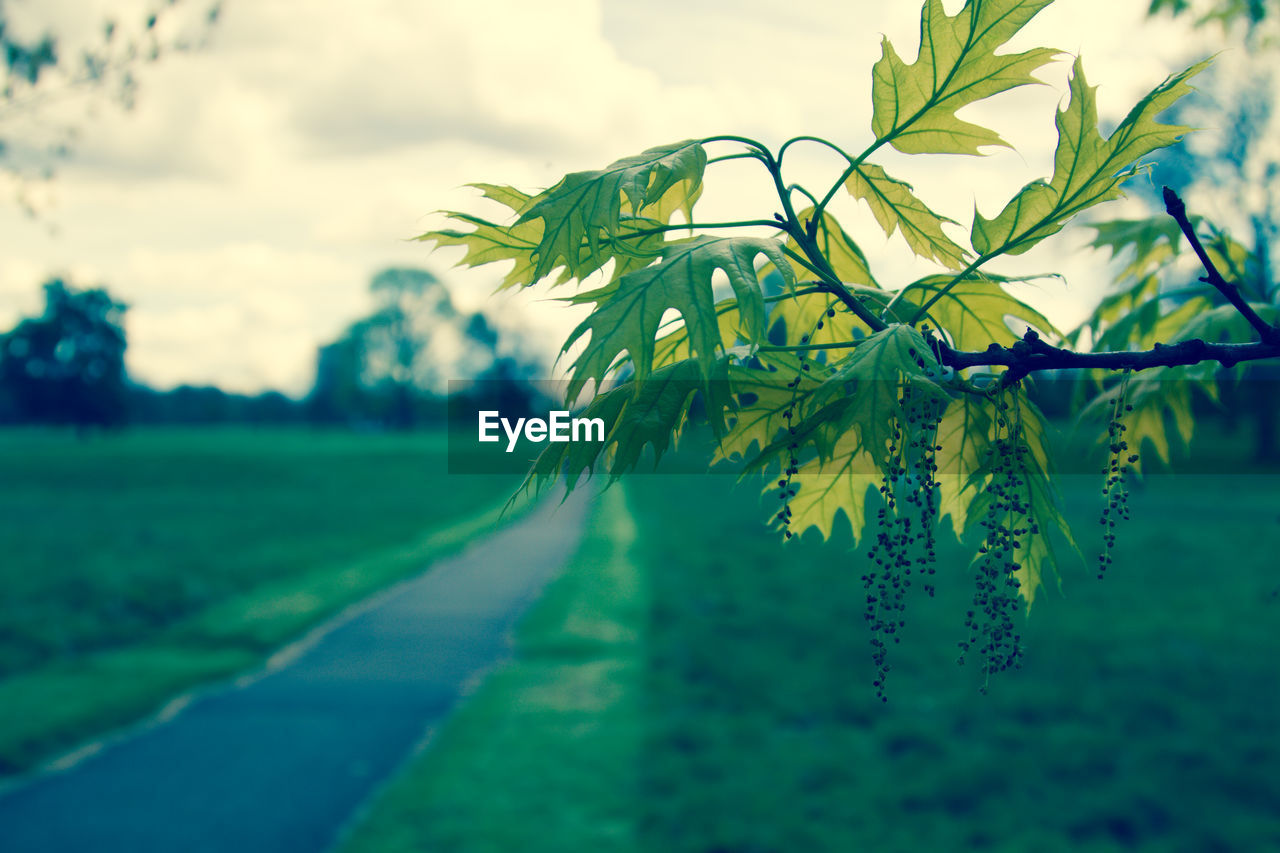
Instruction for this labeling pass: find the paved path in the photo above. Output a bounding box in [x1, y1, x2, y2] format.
[0, 490, 590, 853]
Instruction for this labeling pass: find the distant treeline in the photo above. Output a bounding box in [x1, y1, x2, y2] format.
[0, 272, 546, 432]
[125, 384, 312, 426]
[3, 276, 1273, 456]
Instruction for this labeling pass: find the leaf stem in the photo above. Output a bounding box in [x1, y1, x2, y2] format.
[707, 152, 769, 165]
[757, 340, 862, 353]
[789, 183, 821, 209]
[905, 255, 997, 325]
[615, 219, 789, 240]
[768, 285, 833, 303]
[701, 134, 773, 153]
[777, 135, 857, 166]
[762, 154, 889, 333]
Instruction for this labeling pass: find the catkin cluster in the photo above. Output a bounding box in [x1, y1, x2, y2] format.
[862, 380, 943, 701]
[957, 390, 1031, 689]
[1099, 377, 1136, 579]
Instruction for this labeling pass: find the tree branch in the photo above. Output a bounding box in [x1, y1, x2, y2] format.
[932, 328, 1280, 385]
[1163, 186, 1280, 345]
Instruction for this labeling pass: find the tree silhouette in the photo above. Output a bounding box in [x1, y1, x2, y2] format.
[0, 279, 128, 428]
[308, 267, 524, 429]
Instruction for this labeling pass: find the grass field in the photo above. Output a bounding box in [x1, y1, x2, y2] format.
[0, 428, 519, 774]
[343, 434, 1280, 851]
[631, 470, 1280, 851]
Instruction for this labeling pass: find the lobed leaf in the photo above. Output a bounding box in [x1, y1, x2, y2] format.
[1174, 301, 1280, 345]
[652, 299, 744, 369]
[766, 206, 879, 286]
[1089, 216, 1185, 283]
[901, 274, 1062, 350]
[872, 0, 1058, 155]
[417, 185, 550, 291]
[418, 183, 665, 290]
[845, 164, 969, 270]
[964, 394, 1074, 607]
[1078, 370, 1202, 469]
[714, 353, 824, 465]
[972, 57, 1209, 257]
[770, 431, 880, 545]
[517, 140, 707, 282]
[1094, 294, 1212, 352]
[816, 324, 950, 456]
[562, 236, 792, 402]
[768, 289, 877, 348]
[521, 357, 732, 497]
[935, 393, 995, 534]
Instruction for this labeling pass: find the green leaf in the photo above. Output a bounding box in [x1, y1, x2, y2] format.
[845, 164, 968, 270]
[521, 384, 630, 498]
[1174, 301, 1280, 344]
[714, 354, 824, 464]
[1095, 295, 1213, 352]
[1088, 216, 1184, 282]
[562, 236, 791, 402]
[767, 206, 879, 286]
[609, 357, 733, 470]
[768, 289, 878, 347]
[418, 184, 665, 291]
[517, 140, 707, 282]
[1203, 229, 1258, 294]
[652, 299, 744, 369]
[416, 185, 550, 291]
[872, 0, 1058, 155]
[769, 430, 879, 544]
[1128, 376, 1190, 466]
[972, 57, 1209, 257]
[522, 357, 731, 497]
[1079, 370, 1205, 469]
[1009, 462, 1073, 609]
[965, 397, 1074, 607]
[935, 393, 994, 535]
[817, 325, 950, 456]
[901, 274, 1062, 350]
[1086, 274, 1162, 335]
[821, 324, 942, 388]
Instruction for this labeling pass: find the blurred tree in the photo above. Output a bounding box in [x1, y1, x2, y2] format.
[308, 267, 535, 430]
[0, 278, 128, 428]
[0, 0, 221, 213]
[364, 267, 456, 428]
[309, 333, 369, 426]
[1148, 0, 1277, 28]
[127, 383, 305, 425]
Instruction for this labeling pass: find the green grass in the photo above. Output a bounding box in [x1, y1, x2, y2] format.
[0, 427, 520, 774]
[14, 423, 1277, 848]
[630, 468, 1280, 852]
[337, 485, 644, 853]
[341, 431, 1280, 852]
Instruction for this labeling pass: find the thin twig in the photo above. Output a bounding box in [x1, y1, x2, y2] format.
[1163, 186, 1280, 346]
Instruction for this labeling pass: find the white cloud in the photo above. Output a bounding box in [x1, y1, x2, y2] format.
[0, 0, 1219, 392]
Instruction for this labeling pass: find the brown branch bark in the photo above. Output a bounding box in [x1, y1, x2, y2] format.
[1163, 186, 1280, 346]
[788, 191, 1280, 383]
[932, 328, 1280, 385]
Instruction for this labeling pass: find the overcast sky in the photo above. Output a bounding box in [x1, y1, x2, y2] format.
[0, 0, 1217, 394]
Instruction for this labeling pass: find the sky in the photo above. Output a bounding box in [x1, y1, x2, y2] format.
[0, 0, 1222, 395]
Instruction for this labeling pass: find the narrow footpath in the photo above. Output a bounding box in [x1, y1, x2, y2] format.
[0, 489, 591, 853]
